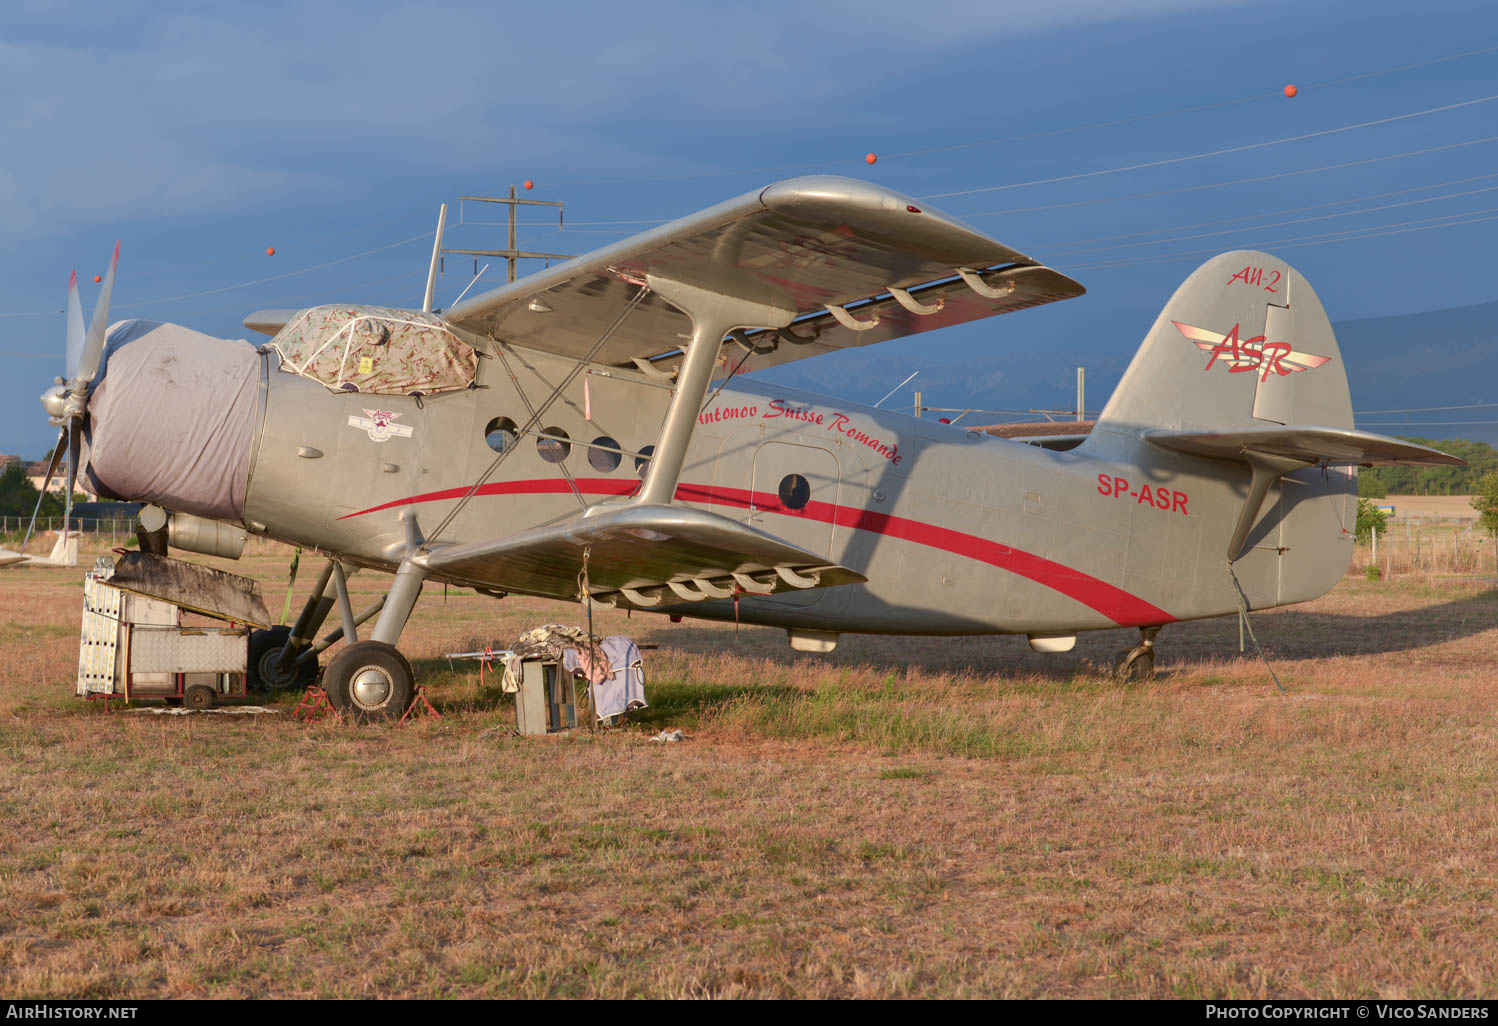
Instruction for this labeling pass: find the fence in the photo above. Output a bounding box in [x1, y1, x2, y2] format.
[0, 516, 137, 542]
[1356, 519, 1498, 578]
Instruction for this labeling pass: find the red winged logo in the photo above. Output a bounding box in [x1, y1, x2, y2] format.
[1173, 320, 1332, 382]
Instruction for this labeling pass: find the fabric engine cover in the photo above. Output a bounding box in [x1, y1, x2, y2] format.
[83, 320, 260, 521]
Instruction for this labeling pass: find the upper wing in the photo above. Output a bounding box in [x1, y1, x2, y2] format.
[420, 503, 864, 608]
[1144, 426, 1465, 467]
[443, 176, 1083, 371]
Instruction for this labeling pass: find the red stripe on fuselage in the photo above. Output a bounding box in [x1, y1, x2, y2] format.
[338, 477, 1175, 627]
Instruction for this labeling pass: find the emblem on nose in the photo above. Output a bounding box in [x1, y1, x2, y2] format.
[348, 409, 413, 443]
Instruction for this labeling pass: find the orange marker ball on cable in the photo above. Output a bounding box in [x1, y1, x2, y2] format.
[1283, 84, 1298, 98]
[266, 247, 276, 256]
[93, 275, 101, 283]
[523, 180, 534, 190]
[865, 152, 878, 165]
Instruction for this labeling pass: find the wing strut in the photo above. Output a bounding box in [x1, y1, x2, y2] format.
[637, 276, 794, 506]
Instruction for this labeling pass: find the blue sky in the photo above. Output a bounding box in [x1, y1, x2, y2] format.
[3, 0, 1497, 456]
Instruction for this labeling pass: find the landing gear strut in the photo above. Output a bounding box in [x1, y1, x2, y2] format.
[1112, 626, 1162, 683]
[319, 517, 429, 722]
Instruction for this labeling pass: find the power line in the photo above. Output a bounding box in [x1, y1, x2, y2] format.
[1051, 183, 1498, 257]
[1064, 207, 1498, 272]
[1357, 403, 1498, 414]
[923, 93, 1498, 200]
[1359, 420, 1498, 426]
[9, 134, 1495, 326]
[953, 134, 1498, 219]
[540, 43, 1498, 188]
[114, 231, 435, 310]
[1042, 172, 1498, 249]
[878, 46, 1498, 166]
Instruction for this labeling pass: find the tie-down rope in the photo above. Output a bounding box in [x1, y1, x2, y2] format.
[1227, 562, 1287, 695]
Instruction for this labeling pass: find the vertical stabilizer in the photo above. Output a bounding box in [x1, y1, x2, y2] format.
[1090, 250, 1352, 445]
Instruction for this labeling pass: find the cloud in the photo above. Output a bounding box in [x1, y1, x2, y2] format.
[0, 0, 1248, 239]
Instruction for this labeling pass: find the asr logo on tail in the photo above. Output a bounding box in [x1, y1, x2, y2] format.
[1172, 320, 1332, 382]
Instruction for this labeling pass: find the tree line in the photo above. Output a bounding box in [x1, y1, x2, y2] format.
[0, 460, 67, 519]
[1356, 437, 1498, 498]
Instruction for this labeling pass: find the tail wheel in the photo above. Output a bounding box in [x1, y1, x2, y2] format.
[248, 626, 318, 693]
[1112, 647, 1155, 683]
[324, 641, 414, 723]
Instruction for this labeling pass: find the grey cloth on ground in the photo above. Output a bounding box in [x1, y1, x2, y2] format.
[83, 320, 260, 521]
[562, 635, 647, 721]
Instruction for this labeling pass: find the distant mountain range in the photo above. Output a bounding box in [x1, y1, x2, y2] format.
[1337, 299, 1498, 446]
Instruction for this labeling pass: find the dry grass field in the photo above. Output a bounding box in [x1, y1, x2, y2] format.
[1, 538, 1496, 998]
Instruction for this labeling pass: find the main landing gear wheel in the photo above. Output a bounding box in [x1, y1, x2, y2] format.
[1111, 625, 1163, 684]
[323, 641, 413, 723]
[247, 626, 319, 693]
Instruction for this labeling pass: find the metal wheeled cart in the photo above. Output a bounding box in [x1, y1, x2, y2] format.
[78, 556, 263, 708]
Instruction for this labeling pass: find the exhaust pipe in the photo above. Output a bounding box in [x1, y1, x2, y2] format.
[137, 505, 247, 559]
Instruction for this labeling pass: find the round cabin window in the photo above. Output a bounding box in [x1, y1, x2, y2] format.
[778, 473, 811, 510]
[484, 416, 518, 453]
[588, 436, 622, 473]
[537, 427, 571, 463]
[635, 444, 655, 477]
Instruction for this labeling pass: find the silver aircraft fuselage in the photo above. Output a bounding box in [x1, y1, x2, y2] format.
[242, 339, 1353, 638]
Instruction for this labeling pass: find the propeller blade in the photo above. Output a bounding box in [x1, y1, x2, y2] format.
[19, 428, 67, 554]
[64, 271, 84, 381]
[72, 241, 118, 389]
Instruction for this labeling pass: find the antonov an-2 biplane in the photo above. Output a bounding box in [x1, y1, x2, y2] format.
[23, 177, 1460, 719]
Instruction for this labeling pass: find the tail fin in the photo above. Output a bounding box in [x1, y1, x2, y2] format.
[1091, 250, 1351, 444]
[1081, 251, 1460, 613]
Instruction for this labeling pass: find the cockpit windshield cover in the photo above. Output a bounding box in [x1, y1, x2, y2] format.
[267, 305, 478, 395]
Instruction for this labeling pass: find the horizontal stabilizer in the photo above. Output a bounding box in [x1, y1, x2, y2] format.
[420, 503, 865, 608]
[1143, 426, 1464, 468]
